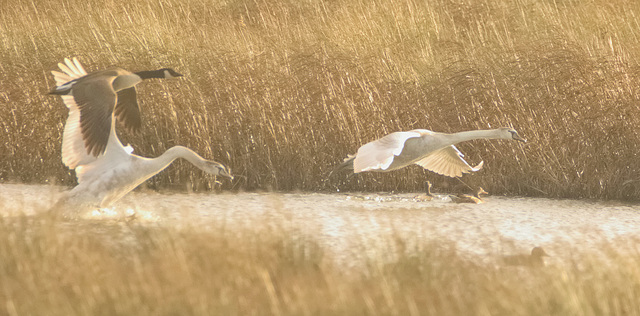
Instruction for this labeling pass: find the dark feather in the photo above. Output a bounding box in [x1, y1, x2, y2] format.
[115, 87, 142, 134]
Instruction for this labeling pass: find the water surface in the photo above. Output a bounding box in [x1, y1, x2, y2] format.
[2, 183, 639, 268]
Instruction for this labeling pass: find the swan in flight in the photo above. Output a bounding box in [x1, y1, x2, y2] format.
[50, 58, 233, 208]
[336, 127, 526, 177]
[49, 57, 183, 158]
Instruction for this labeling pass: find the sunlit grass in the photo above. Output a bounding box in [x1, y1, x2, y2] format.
[1, 0, 640, 199]
[0, 210, 638, 315]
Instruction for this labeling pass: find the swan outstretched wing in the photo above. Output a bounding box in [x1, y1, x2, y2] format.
[354, 131, 422, 173]
[413, 145, 484, 177]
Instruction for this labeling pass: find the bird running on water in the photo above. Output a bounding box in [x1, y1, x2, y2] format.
[50, 57, 232, 209]
[335, 127, 526, 178]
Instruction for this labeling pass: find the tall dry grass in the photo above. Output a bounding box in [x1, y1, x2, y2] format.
[0, 212, 639, 315]
[2, 0, 640, 199]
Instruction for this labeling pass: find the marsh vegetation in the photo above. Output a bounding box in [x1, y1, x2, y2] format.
[2, 0, 640, 199]
[3, 1, 640, 313]
[1, 197, 640, 315]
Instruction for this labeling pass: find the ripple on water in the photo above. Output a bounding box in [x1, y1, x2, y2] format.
[2, 183, 640, 267]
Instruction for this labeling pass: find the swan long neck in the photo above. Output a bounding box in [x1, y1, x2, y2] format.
[444, 129, 507, 144]
[149, 146, 208, 172]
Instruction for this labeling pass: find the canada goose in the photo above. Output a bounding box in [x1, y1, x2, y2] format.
[413, 181, 434, 201]
[450, 187, 488, 204]
[49, 57, 183, 158]
[50, 58, 232, 208]
[336, 128, 526, 177]
[502, 247, 549, 267]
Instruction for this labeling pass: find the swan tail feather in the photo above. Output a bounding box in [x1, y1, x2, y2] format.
[329, 154, 355, 178]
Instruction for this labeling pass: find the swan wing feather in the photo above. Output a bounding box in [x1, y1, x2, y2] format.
[413, 145, 483, 177]
[354, 131, 422, 172]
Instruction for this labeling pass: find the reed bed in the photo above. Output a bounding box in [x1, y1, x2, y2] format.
[2, 0, 640, 199]
[0, 211, 638, 315]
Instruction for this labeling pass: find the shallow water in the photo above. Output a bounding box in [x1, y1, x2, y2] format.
[2, 183, 640, 267]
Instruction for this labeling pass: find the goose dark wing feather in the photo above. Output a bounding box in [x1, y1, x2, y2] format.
[72, 79, 117, 156]
[115, 87, 142, 134]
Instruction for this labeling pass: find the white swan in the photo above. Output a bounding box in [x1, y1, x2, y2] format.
[337, 128, 526, 177]
[49, 57, 183, 158]
[50, 58, 232, 208]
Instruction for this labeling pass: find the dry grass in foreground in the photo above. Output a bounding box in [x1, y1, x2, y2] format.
[2, 0, 640, 199]
[0, 213, 639, 315]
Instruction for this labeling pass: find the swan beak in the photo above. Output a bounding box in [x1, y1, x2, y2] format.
[512, 132, 527, 143]
[217, 165, 233, 180]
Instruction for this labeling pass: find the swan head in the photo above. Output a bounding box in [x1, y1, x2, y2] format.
[161, 68, 183, 79]
[499, 127, 526, 143]
[205, 161, 233, 180]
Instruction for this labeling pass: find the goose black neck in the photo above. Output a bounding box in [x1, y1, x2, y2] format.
[135, 70, 165, 79]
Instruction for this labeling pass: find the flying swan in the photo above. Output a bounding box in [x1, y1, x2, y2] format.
[50, 58, 233, 208]
[336, 127, 526, 177]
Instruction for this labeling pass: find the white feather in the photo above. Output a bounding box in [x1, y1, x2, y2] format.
[413, 146, 484, 177]
[51, 58, 232, 208]
[343, 127, 523, 178]
[354, 131, 421, 172]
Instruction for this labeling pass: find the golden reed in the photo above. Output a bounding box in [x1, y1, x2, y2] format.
[1, 0, 639, 199]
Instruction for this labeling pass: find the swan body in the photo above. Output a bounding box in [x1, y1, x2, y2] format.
[502, 247, 549, 267]
[337, 128, 526, 177]
[450, 187, 488, 204]
[49, 57, 183, 157]
[51, 58, 232, 208]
